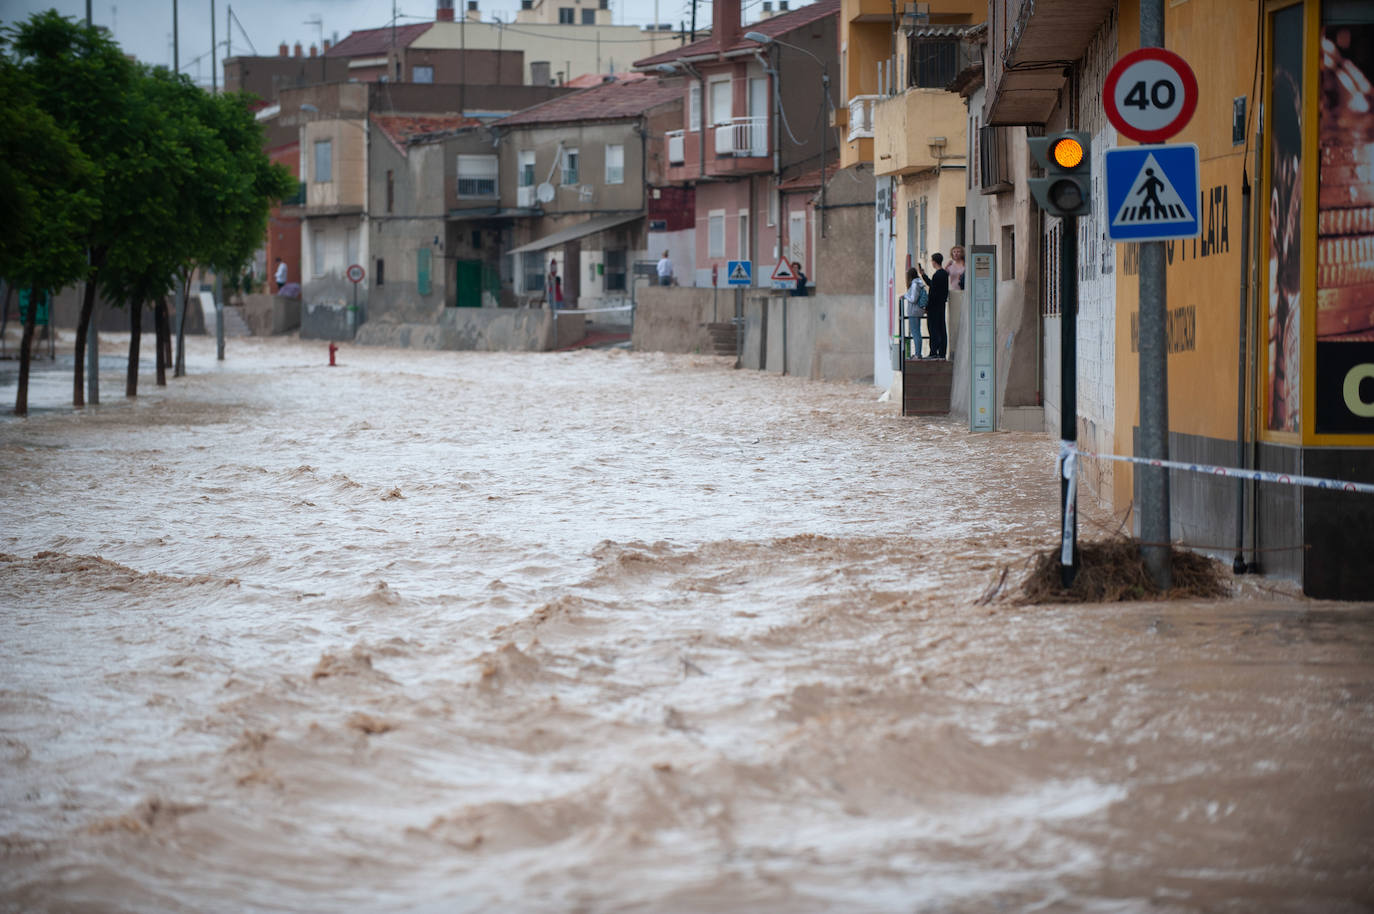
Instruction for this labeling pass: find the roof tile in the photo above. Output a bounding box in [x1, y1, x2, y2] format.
[326, 23, 433, 58]
[632, 0, 838, 70]
[495, 78, 681, 127]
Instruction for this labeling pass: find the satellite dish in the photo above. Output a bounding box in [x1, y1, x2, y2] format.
[536, 182, 555, 203]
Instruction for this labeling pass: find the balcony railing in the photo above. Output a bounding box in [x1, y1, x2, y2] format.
[517, 184, 535, 207]
[712, 117, 768, 157]
[847, 95, 881, 142]
[667, 130, 685, 165]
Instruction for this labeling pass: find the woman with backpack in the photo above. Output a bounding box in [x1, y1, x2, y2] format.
[904, 267, 928, 359]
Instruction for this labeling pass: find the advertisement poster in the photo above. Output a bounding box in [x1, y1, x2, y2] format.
[1315, 8, 1374, 434]
[1267, 3, 1304, 433]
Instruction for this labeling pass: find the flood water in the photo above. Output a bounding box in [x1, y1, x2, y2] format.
[2, 335, 1372, 913]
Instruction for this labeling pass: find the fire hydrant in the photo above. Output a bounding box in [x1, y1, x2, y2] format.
[328, 342, 338, 366]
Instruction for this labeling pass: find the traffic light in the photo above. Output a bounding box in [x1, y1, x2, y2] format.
[1028, 131, 1092, 218]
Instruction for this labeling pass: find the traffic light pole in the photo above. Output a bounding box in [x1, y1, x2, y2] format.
[1137, 0, 1172, 588]
[1060, 216, 1079, 587]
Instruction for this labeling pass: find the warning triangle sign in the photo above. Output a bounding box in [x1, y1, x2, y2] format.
[771, 256, 795, 281]
[729, 262, 750, 282]
[1112, 153, 1193, 227]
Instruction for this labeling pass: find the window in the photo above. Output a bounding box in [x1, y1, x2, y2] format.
[604, 144, 624, 184]
[738, 211, 749, 260]
[471, 229, 482, 250]
[558, 7, 574, 23]
[581, 8, 595, 23]
[689, 83, 701, 131]
[908, 38, 959, 88]
[386, 170, 394, 213]
[456, 154, 498, 197]
[1001, 224, 1015, 279]
[518, 149, 536, 187]
[562, 147, 579, 186]
[376, 257, 385, 285]
[347, 228, 359, 270]
[313, 139, 332, 183]
[708, 210, 725, 258]
[311, 230, 325, 277]
[417, 248, 432, 296]
[709, 78, 732, 126]
[522, 251, 546, 292]
[412, 65, 434, 83]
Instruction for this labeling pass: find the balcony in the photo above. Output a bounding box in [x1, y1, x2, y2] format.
[847, 95, 881, 142]
[663, 121, 771, 184]
[517, 184, 536, 208]
[872, 88, 967, 177]
[985, 0, 1114, 125]
[712, 117, 768, 158]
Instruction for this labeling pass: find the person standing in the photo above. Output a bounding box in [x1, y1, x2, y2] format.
[274, 258, 287, 293]
[656, 250, 674, 286]
[918, 252, 949, 359]
[946, 245, 966, 291]
[546, 258, 559, 306]
[790, 261, 808, 297]
[904, 267, 928, 358]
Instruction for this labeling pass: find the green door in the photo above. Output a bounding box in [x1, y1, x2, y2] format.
[455, 259, 481, 307]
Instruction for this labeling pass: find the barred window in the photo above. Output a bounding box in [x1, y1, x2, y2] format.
[456, 154, 498, 198]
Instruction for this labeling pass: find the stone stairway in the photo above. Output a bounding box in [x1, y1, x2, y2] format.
[221, 305, 252, 338]
[902, 357, 953, 416]
[706, 321, 738, 358]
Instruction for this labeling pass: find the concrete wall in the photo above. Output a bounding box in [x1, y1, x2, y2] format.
[816, 164, 877, 295]
[740, 293, 873, 381]
[630, 287, 720, 353]
[353, 306, 584, 350]
[300, 300, 358, 341]
[241, 294, 301, 336]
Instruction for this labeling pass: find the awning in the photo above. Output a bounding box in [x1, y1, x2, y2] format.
[446, 206, 541, 222]
[506, 212, 642, 256]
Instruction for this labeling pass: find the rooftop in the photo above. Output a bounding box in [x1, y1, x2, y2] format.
[372, 114, 482, 153]
[326, 23, 434, 58]
[495, 77, 680, 127]
[632, 0, 838, 70]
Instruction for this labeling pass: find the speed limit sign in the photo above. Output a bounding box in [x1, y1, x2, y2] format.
[1103, 48, 1198, 143]
[346, 263, 365, 283]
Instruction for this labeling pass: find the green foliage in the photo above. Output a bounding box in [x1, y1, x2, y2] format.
[0, 32, 98, 292]
[6, 11, 295, 309]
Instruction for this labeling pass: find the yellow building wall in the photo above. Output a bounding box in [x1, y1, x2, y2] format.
[872, 89, 968, 177]
[1111, 0, 1260, 511]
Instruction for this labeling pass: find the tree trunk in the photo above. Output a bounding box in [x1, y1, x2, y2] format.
[73, 275, 97, 408]
[160, 295, 172, 371]
[155, 296, 169, 386]
[126, 301, 142, 398]
[15, 287, 38, 417]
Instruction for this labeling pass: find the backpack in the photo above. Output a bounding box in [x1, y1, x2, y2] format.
[909, 281, 928, 317]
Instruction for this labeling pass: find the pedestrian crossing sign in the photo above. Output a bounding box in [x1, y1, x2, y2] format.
[726, 260, 752, 286]
[1105, 143, 1200, 242]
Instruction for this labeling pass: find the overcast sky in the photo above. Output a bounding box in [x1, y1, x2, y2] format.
[1, 0, 772, 86]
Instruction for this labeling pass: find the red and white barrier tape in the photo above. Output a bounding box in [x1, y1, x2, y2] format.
[1058, 442, 1374, 495]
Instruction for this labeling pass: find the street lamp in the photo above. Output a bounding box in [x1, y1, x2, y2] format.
[744, 31, 833, 239]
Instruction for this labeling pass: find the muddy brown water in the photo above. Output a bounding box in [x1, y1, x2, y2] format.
[2, 336, 1372, 913]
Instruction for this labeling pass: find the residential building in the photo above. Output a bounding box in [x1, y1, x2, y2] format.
[514, 0, 613, 27]
[849, 1, 982, 390]
[633, 0, 841, 290]
[976, 0, 1374, 599]
[492, 75, 683, 308]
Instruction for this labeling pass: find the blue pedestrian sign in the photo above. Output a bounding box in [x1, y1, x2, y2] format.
[726, 260, 752, 286]
[1105, 143, 1200, 242]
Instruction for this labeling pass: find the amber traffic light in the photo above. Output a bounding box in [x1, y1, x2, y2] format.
[1028, 131, 1092, 218]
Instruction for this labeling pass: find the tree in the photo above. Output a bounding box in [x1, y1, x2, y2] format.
[8, 12, 135, 408]
[0, 47, 96, 416]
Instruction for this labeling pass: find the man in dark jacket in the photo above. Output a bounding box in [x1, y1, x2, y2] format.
[918, 252, 949, 358]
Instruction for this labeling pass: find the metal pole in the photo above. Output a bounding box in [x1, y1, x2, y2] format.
[174, 281, 186, 377]
[1137, 0, 1172, 588]
[215, 274, 225, 360]
[1060, 216, 1079, 586]
[172, 0, 178, 73]
[211, 0, 217, 93]
[1233, 172, 1251, 573]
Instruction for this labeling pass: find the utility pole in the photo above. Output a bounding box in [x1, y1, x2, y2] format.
[172, 0, 178, 72]
[211, 0, 217, 93]
[85, 0, 100, 405]
[1137, 0, 1172, 588]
